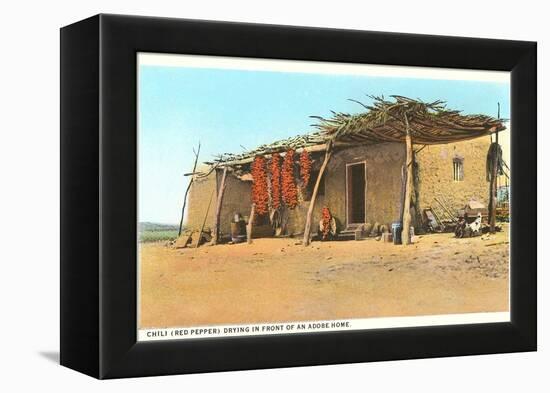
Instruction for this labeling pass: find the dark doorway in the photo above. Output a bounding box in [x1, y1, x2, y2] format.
[347, 162, 366, 225]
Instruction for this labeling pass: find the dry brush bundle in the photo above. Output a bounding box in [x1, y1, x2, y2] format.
[282, 149, 298, 209]
[251, 155, 269, 216]
[311, 95, 505, 145]
[486, 142, 504, 181]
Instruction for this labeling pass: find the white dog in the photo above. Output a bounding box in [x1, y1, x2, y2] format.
[468, 213, 483, 236]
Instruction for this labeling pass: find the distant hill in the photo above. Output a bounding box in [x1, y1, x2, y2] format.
[139, 222, 179, 232]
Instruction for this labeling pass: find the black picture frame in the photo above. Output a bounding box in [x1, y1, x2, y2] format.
[60, 14, 536, 379]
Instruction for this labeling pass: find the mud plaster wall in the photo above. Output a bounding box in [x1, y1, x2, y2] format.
[218, 171, 252, 236]
[184, 169, 218, 232]
[291, 138, 488, 234]
[415, 137, 490, 215]
[324, 143, 404, 231]
[185, 137, 489, 237]
[282, 143, 405, 235]
[185, 169, 252, 236]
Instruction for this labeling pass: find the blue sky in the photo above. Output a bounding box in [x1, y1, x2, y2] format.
[138, 64, 510, 224]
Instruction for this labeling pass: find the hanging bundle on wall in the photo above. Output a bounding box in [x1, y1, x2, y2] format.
[299, 149, 312, 188]
[282, 149, 298, 209]
[270, 153, 281, 210]
[486, 142, 503, 181]
[251, 155, 269, 216]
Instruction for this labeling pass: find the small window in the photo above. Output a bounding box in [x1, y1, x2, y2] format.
[304, 170, 325, 200]
[453, 158, 464, 181]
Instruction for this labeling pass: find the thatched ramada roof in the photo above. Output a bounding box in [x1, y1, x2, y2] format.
[206, 95, 506, 167]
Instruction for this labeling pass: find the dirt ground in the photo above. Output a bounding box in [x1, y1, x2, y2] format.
[139, 226, 509, 328]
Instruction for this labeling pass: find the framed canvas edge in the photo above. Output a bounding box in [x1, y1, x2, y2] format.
[60, 15, 101, 379]
[61, 14, 537, 379]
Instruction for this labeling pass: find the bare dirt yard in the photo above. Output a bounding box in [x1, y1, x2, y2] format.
[139, 225, 509, 328]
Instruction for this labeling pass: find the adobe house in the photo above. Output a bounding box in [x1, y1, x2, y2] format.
[184, 96, 506, 246]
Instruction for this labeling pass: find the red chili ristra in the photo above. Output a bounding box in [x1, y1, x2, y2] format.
[281, 149, 298, 209]
[299, 149, 312, 188]
[321, 206, 331, 240]
[270, 153, 281, 210]
[251, 155, 269, 216]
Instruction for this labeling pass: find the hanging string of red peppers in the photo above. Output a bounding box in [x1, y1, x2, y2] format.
[270, 153, 281, 210]
[251, 155, 269, 216]
[252, 149, 310, 213]
[281, 149, 298, 209]
[299, 149, 312, 188]
[321, 207, 332, 240]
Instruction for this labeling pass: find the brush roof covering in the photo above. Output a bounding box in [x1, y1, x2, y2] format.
[206, 95, 506, 168]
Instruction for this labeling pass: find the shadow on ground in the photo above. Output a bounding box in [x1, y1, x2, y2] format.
[39, 351, 59, 364]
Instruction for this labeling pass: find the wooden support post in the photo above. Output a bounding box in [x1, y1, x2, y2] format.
[398, 164, 406, 224]
[489, 104, 501, 234]
[489, 139, 499, 234]
[303, 141, 333, 246]
[178, 142, 201, 236]
[211, 166, 228, 245]
[246, 204, 255, 244]
[196, 188, 215, 248]
[401, 114, 413, 245]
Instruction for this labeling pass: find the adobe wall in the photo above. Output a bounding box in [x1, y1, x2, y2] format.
[298, 137, 489, 235]
[211, 143, 407, 237]
[284, 194, 324, 236]
[218, 171, 252, 236]
[186, 137, 490, 238]
[185, 168, 253, 236]
[283, 143, 405, 235]
[323, 143, 405, 231]
[415, 136, 490, 215]
[184, 167, 218, 232]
